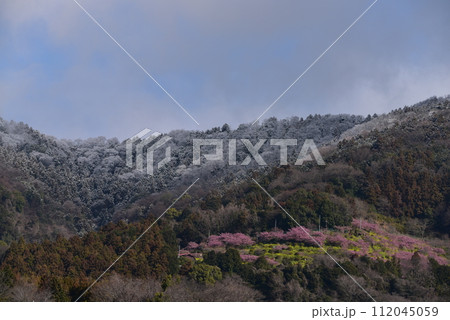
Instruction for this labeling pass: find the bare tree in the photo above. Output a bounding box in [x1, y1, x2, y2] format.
[8, 280, 53, 302]
[165, 275, 262, 302]
[90, 273, 161, 302]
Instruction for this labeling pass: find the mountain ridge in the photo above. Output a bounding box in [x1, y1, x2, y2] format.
[0, 96, 449, 302]
[0, 96, 448, 242]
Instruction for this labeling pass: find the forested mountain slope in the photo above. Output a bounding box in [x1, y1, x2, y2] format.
[0, 112, 364, 241]
[0, 96, 449, 302]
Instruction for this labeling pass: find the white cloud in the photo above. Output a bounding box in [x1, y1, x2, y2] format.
[1, 0, 449, 138]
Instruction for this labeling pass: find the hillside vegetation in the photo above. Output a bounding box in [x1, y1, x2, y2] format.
[0, 96, 449, 301]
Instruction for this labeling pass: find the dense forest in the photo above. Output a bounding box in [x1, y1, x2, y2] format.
[0, 97, 449, 301]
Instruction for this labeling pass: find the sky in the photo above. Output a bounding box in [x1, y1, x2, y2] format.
[1, 0, 450, 140]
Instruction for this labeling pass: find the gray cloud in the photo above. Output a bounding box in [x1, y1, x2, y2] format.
[1, 0, 449, 139]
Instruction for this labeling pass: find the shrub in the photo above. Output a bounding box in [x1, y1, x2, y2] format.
[189, 264, 222, 285]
